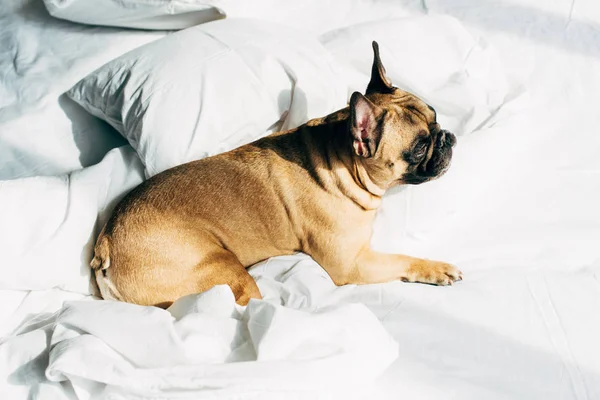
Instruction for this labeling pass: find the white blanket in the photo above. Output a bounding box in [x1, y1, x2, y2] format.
[1, 284, 397, 400]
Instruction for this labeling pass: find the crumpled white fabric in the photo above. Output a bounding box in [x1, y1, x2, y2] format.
[32, 285, 398, 400]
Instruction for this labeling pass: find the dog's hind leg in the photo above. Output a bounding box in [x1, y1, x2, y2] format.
[99, 244, 262, 308]
[191, 249, 263, 306]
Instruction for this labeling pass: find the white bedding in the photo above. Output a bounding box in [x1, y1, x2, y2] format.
[2, 283, 397, 400]
[0, 0, 165, 180]
[1, 0, 600, 399]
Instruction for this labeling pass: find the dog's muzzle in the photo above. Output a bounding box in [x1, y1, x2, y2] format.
[402, 129, 456, 185]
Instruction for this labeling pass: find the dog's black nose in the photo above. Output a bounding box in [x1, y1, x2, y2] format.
[437, 130, 456, 148]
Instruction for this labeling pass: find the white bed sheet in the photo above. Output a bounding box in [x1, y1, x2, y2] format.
[1, 0, 600, 399]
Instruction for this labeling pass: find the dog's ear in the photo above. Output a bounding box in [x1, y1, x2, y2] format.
[350, 91, 382, 157]
[366, 41, 393, 95]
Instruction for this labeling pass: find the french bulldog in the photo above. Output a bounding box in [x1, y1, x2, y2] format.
[92, 41, 462, 307]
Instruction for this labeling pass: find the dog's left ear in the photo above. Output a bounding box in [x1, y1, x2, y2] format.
[366, 41, 393, 95]
[350, 91, 382, 157]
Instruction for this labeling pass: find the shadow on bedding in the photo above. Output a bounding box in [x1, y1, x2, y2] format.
[376, 303, 597, 399]
[58, 95, 127, 168]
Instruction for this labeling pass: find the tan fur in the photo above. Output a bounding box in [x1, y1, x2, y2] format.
[91, 41, 462, 308]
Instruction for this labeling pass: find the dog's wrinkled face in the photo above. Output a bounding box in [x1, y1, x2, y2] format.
[349, 41, 456, 189]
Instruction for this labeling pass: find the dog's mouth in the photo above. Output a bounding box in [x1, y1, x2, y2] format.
[402, 129, 456, 185]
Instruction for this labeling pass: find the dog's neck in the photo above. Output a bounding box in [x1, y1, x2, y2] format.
[305, 109, 385, 211]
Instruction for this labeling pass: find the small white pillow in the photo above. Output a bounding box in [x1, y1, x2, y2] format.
[43, 0, 225, 30]
[68, 19, 348, 176]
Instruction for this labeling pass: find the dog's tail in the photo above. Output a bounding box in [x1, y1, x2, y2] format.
[91, 234, 124, 302]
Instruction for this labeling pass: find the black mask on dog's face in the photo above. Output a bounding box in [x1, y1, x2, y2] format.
[401, 122, 456, 185]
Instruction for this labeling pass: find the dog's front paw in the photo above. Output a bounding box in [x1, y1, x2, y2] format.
[401, 260, 463, 286]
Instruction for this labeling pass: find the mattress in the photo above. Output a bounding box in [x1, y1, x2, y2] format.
[1, 0, 599, 399]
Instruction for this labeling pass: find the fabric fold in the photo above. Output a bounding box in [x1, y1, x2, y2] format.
[43, 286, 398, 399]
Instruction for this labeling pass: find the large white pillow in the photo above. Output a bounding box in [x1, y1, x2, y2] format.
[43, 0, 225, 30]
[68, 18, 348, 176]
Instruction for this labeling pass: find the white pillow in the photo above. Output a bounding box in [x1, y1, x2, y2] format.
[43, 0, 225, 30]
[68, 18, 348, 176]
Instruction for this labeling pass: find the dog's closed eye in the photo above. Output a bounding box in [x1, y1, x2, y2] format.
[403, 137, 429, 164]
[413, 143, 427, 159]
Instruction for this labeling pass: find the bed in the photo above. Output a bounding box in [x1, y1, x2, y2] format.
[1, 0, 599, 399]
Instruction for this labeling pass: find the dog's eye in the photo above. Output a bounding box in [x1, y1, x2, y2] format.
[414, 143, 427, 158]
[403, 140, 430, 164]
